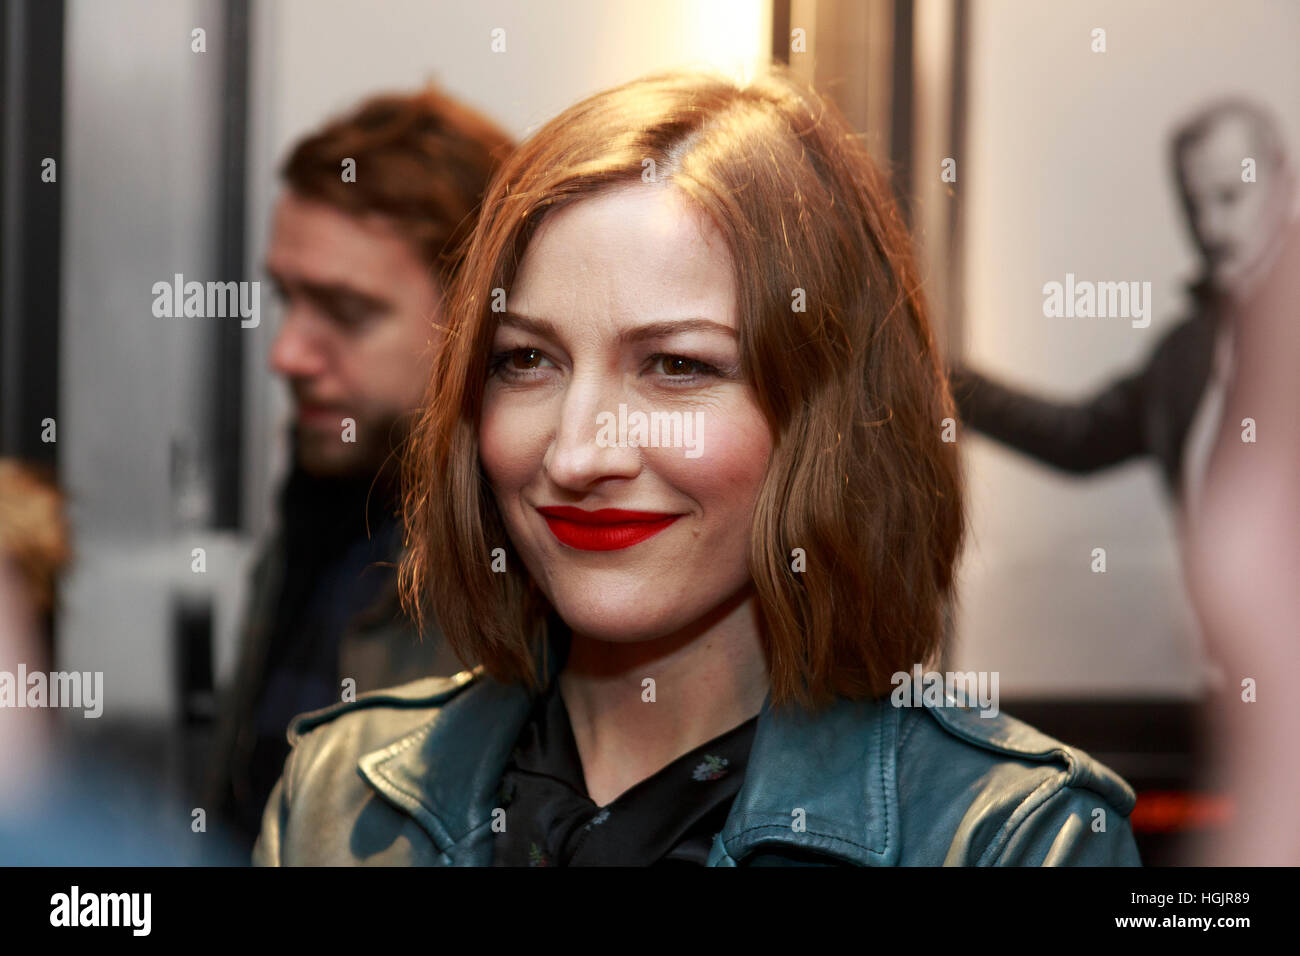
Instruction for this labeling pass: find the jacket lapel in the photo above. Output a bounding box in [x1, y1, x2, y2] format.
[358, 675, 535, 865]
[356, 627, 566, 865]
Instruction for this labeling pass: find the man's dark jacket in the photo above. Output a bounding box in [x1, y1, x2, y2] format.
[204, 463, 462, 855]
[948, 280, 1227, 503]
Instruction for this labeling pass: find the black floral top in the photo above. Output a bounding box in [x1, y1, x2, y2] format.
[491, 674, 759, 866]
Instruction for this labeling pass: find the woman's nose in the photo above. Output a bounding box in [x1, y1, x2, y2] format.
[542, 375, 642, 490]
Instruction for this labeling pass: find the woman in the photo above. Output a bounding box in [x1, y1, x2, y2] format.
[254, 67, 1141, 866]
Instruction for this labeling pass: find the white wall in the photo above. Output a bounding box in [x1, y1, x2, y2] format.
[956, 0, 1300, 696]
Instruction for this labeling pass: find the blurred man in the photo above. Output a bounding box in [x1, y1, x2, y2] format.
[206, 88, 513, 854]
[949, 99, 1296, 531]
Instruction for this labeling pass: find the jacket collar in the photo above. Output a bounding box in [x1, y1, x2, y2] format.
[358, 632, 900, 866]
[709, 692, 901, 865]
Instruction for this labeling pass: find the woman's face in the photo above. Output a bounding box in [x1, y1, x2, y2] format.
[480, 183, 773, 643]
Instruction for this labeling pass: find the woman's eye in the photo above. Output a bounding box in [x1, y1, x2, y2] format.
[489, 347, 551, 380]
[487, 348, 726, 383]
[509, 348, 544, 369]
[650, 354, 722, 379]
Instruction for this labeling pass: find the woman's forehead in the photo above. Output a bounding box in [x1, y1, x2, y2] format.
[507, 185, 736, 331]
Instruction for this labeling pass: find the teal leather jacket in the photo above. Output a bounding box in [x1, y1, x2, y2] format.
[254, 663, 1143, 866]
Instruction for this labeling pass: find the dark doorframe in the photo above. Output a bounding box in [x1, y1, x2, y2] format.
[213, 0, 251, 531]
[1, 0, 65, 469]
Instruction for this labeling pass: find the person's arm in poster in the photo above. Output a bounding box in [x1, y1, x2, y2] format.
[948, 361, 1147, 473]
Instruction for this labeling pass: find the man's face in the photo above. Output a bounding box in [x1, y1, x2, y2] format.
[1181, 116, 1291, 292]
[265, 192, 441, 477]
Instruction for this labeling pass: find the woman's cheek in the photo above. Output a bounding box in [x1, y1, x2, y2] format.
[480, 398, 537, 489]
[668, 403, 771, 505]
[477, 401, 510, 491]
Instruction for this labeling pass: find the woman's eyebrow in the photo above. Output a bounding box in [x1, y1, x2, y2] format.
[498, 311, 557, 338]
[617, 319, 736, 343]
[499, 311, 736, 343]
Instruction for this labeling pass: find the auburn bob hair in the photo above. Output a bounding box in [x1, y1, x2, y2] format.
[400, 67, 964, 711]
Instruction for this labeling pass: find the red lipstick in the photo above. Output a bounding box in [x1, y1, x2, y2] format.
[536, 506, 682, 551]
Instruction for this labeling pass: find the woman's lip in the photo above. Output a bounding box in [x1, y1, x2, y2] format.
[536, 507, 683, 551]
[535, 506, 681, 525]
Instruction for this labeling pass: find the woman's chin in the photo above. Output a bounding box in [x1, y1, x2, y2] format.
[550, 600, 693, 646]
